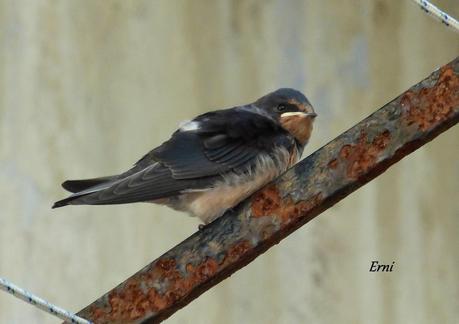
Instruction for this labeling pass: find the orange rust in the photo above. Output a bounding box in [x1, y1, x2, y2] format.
[251, 185, 281, 217]
[88, 259, 181, 322]
[185, 258, 219, 282]
[340, 145, 352, 159]
[88, 254, 233, 321]
[90, 307, 107, 321]
[402, 66, 459, 131]
[328, 159, 338, 169]
[103, 281, 152, 322]
[148, 289, 169, 311]
[222, 240, 253, 264]
[150, 259, 181, 285]
[334, 131, 391, 179]
[149, 257, 219, 310]
[251, 184, 323, 223]
[156, 259, 176, 271]
[198, 258, 219, 279]
[277, 194, 323, 223]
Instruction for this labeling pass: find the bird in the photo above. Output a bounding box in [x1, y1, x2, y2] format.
[53, 88, 317, 224]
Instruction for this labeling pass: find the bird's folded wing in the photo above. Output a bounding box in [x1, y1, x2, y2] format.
[147, 108, 287, 179]
[69, 164, 210, 205]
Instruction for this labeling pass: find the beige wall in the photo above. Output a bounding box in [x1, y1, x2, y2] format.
[1, 1, 458, 323]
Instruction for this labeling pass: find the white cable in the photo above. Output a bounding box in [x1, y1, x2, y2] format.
[0, 277, 92, 324]
[410, 0, 459, 33]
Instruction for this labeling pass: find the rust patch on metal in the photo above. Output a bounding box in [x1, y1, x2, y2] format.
[89, 307, 110, 322]
[222, 240, 252, 265]
[148, 289, 169, 314]
[402, 66, 459, 131]
[251, 184, 323, 223]
[340, 145, 352, 159]
[251, 185, 281, 217]
[87, 244, 251, 322]
[156, 258, 176, 271]
[92, 259, 181, 322]
[186, 258, 219, 281]
[335, 130, 391, 179]
[277, 194, 323, 223]
[328, 159, 338, 169]
[105, 281, 152, 322]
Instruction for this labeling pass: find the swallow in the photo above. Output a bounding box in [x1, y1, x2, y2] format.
[53, 88, 317, 224]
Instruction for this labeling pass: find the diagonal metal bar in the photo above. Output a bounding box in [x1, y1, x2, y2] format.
[76, 57, 459, 324]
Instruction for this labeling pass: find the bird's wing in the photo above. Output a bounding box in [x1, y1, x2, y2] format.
[57, 163, 208, 206]
[141, 107, 287, 179]
[54, 107, 293, 207]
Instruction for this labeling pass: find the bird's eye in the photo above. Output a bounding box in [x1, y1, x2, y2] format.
[276, 104, 287, 112]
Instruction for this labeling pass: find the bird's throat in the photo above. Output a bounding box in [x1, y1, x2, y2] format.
[280, 116, 313, 145]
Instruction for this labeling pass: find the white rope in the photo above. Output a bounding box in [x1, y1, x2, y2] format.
[0, 277, 92, 324]
[410, 0, 459, 33]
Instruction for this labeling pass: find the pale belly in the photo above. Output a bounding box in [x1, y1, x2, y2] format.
[153, 147, 298, 224]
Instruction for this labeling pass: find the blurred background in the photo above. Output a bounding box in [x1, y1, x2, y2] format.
[0, 1, 458, 323]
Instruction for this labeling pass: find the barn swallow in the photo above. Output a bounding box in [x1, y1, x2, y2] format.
[53, 88, 317, 224]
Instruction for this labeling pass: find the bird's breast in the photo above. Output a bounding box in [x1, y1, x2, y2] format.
[162, 146, 297, 224]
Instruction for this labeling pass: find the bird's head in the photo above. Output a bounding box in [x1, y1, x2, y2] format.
[254, 88, 316, 145]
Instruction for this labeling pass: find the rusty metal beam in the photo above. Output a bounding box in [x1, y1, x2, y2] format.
[76, 57, 459, 324]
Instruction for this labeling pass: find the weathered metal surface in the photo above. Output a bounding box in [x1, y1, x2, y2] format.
[75, 57, 459, 324]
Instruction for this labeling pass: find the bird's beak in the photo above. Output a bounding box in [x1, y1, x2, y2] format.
[281, 111, 317, 119]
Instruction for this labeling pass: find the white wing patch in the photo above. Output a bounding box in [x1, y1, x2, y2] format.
[179, 120, 201, 132]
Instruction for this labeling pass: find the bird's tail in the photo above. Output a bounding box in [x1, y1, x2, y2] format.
[61, 176, 115, 193]
[52, 176, 117, 208]
[52, 195, 88, 209]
